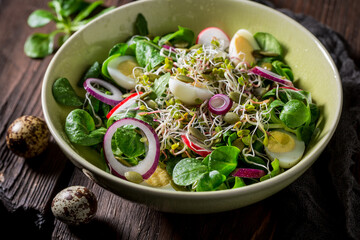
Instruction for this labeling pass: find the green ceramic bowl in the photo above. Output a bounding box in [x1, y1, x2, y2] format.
[42, 0, 342, 213]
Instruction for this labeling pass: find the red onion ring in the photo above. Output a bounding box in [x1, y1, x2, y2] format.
[181, 134, 212, 157]
[106, 92, 143, 119]
[249, 66, 294, 87]
[83, 78, 123, 106]
[208, 94, 232, 115]
[103, 118, 160, 180]
[231, 168, 266, 178]
[162, 45, 176, 53]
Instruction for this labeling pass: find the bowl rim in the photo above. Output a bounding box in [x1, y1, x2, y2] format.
[42, 0, 343, 198]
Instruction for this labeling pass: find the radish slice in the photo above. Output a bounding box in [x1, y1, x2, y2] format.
[83, 78, 123, 106]
[250, 66, 294, 87]
[231, 168, 266, 178]
[103, 118, 160, 180]
[106, 92, 143, 119]
[208, 94, 232, 115]
[196, 27, 230, 50]
[181, 133, 212, 157]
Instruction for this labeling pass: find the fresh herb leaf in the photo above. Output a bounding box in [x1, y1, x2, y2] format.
[113, 127, 146, 158]
[254, 32, 283, 58]
[208, 146, 240, 176]
[150, 73, 170, 98]
[78, 61, 101, 87]
[65, 109, 107, 146]
[73, 0, 103, 23]
[25, 0, 113, 58]
[260, 159, 282, 181]
[158, 26, 195, 47]
[24, 33, 54, 58]
[27, 9, 56, 28]
[135, 40, 164, 70]
[280, 99, 310, 128]
[52, 77, 83, 106]
[196, 170, 226, 191]
[272, 60, 293, 81]
[173, 158, 208, 186]
[135, 13, 149, 36]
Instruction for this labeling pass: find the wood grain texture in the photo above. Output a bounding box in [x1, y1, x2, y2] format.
[0, 0, 358, 239]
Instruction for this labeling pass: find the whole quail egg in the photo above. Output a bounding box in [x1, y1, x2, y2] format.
[51, 186, 98, 225]
[6, 115, 50, 158]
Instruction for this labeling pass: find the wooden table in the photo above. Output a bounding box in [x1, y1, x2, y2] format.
[0, 0, 359, 239]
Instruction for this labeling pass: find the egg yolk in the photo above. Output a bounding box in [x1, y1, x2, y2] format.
[232, 35, 256, 64]
[117, 60, 138, 78]
[267, 131, 295, 153]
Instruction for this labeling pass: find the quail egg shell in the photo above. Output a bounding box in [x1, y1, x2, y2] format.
[107, 55, 139, 90]
[264, 129, 305, 169]
[229, 29, 260, 66]
[51, 186, 97, 225]
[6, 115, 50, 158]
[168, 77, 213, 105]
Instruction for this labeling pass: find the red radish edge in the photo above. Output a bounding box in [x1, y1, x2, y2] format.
[103, 118, 160, 180]
[196, 27, 230, 48]
[106, 92, 143, 119]
[231, 168, 266, 178]
[181, 134, 212, 157]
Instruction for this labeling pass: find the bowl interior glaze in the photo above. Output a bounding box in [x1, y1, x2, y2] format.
[42, 0, 342, 213]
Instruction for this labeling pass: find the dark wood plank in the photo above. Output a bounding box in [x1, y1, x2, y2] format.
[52, 170, 276, 239]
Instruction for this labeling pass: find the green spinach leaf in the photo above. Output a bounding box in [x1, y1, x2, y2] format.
[208, 146, 240, 176]
[78, 61, 101, 87]
[113, 127, 146, 158]
[280, 99, 310, 128]
[135, 13, 149, 36]
[272, 60, 293, 81]
[254, 32, 283, 58]
[173, 158, 208, 186]
[196, 170, 226, 191]
[24, 33, 54, 58]
[158, 26, 195, 47]
[150, 73, 170, 98]
[52, 77, 83, 106]
[135, 40, 164, 70]
[65, 109, 107, 146]
[28, 9, 55, 28]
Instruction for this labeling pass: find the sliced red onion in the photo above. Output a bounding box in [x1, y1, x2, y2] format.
[231, 168, 266, 178]
[249, 66, 295, 88]
[103, 118, 159, 180]
[181, 134, 212, 157]
[162, 45, 176, 53]
[83, 78, 123, 106]
[208, 94, 232, 115]
[106, 92, 143, 119]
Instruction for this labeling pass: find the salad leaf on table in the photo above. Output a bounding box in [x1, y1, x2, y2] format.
[24, 0, 114, 58]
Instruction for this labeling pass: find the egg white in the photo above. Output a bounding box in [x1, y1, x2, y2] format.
[264, 129, 305, 169]
[107, 55, 138, 90]
[229, 29, 260, 66]
[169, 77, 213, 105]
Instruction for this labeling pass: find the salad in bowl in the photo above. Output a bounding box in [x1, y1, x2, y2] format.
[52, 14, 320, 192]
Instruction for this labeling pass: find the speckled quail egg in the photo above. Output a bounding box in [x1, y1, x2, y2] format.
[6, 115, 50, 158]
[51, 186, 97, 225]
[264, 129, 305, 169]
